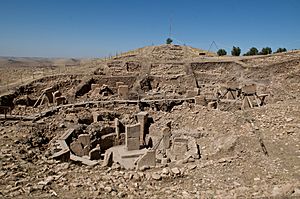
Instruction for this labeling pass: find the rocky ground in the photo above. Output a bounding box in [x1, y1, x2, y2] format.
[1, 100, 299, 198]
[0, 45, 300, 198]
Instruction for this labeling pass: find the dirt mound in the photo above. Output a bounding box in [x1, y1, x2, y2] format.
[114, 44, 216, 61]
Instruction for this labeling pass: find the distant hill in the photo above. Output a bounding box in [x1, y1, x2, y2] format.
[0, 57, 83, 67]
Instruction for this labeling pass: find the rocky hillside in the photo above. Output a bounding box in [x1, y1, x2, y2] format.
[113, 44, 216, 61]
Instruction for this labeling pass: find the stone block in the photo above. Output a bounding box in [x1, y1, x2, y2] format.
[186, 138, 200, 159]
[50, 140, 70, 162]
[172, 138, 188, 160]
[136, 150, 156, 169]
[125, 124, 141, 151]
[242, 84, 257, 95]
[70, 141, 83, 156]
[126, 137, 140, 151]
[195, 95, 207, 106]
[51, 148, 70, 162]
[118, 85, 129, 100]
[78, 134, 90, 147]
[102, 150, 113, 167]
[116, 82, 124, 88]
[91, 84, 100, 91]
[136, 111, 148, 122]
[105, 146, 148, 169]
[92, 112, 100, 123]
[186, 89, 198, 98]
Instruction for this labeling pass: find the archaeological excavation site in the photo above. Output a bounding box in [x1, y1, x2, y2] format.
[0, 44, 300, 198]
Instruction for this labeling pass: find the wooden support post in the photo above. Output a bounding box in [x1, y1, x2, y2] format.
[247, 96, 253, 108]
[254, 95, 261, 107]
[230, 90, 235, 99]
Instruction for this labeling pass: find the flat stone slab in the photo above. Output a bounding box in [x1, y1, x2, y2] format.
[105, 145, 148, 169]
[121, 148, 148, 159]
[70, 154, 99, 166]
[59, 128, 76, 141]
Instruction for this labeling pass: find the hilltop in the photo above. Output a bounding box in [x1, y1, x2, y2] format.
[114, 44, 216, 61]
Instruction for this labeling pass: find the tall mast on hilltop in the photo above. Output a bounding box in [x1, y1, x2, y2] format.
[169, 17, 172, 39]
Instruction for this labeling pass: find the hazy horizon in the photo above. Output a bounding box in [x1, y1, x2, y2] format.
[1, 0, 299, 58]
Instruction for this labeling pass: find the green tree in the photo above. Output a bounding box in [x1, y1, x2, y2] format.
[275, 47, 287, 53]
[231, 46, 241, 56]
[217, 49, 227, 56]
[259, 47, 272, 55]
[166, 38, 173, 44]
[244, 47, 258, 56]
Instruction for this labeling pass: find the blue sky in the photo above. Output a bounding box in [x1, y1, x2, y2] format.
[0, 0, 299, 58]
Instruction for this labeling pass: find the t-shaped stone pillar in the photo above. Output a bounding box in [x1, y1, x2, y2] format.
[136, 112, 148, 146]
[125, 124, 141, 151]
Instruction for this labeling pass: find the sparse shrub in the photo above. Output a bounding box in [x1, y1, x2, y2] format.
[231, 46, 241, 56]
[244, 47, 258, 56]
[259, 47, 272, 55]
[275, 47, 287, 53]
[166, 38, 173, 44]
[217, 49, 227, 56]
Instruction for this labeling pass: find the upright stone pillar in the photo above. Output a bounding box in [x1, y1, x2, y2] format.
[115, 118, 120, 139]
[136, 112, 148, 146]
[125, 124, 140, 151]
